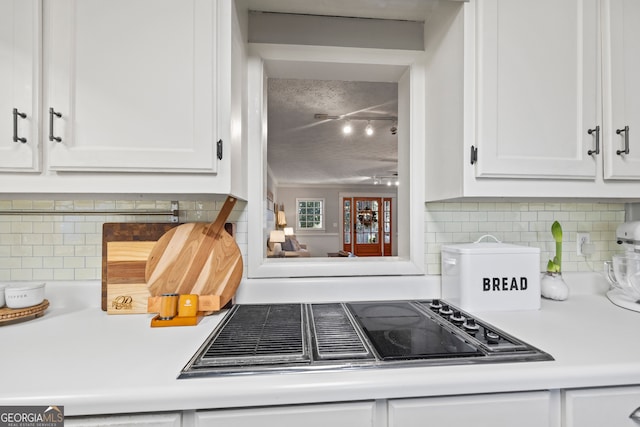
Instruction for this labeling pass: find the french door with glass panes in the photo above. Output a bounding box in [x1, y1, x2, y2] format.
[342, 197, 392, 257]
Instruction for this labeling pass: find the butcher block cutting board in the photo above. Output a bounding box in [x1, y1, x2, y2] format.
[102, 222, 234, 314]
[102, 222, 237, 314]
[102, 223, 179, 313]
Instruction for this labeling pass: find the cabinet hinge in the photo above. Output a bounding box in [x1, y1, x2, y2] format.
[217, 139, 223, 160]
[470, 145, 478, 165]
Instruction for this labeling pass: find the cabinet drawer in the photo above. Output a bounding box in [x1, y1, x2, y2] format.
[65, 412, 181, 427]
[564, 386, 640, 427]
[194, 401, 375, 427]
[389, 391, 552, 427]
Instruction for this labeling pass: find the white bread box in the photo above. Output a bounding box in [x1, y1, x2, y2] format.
[441, 236, 541, 311]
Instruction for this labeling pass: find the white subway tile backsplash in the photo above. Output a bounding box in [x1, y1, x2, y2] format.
[33, 246, 53, 257]
[22, 257, 43, 269]
[21, 234, 43, 245]
[425, 201, 625, 274]
[0, 197, 627, 280]
[0, 196, 247, 281]
[54, 246, 75, 257]
[53, 269, 74, 280]
[43, 257, 63, 268]
[33, 269, 53, 280]
[11, 246, 32, 257]
[63, 257, 85, 269]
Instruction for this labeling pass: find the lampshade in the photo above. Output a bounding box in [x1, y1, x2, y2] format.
[269, 230, 286, 243]
[283, 227, 294, 236]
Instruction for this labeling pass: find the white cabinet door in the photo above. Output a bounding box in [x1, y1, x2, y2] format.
[65, 412, 181, 427]
[0, 0, 40, 172]
[45, 0, 219, 173]
[564, 386, 640, 427]
[475, 0, 599, 180]
[603, 0, 640, 179]
[194, 402, 376, 427]
[388, 391, 552, 427]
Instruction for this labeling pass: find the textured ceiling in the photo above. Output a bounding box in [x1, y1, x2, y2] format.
[267, 79, 398, 186]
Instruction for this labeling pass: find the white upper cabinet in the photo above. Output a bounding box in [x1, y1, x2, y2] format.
[45, 0, 218, 173]
[0, 0, 40, 172]
[425, 0, 640, 200]
[0, 0, 246, 196]
[602, 0, 640, 179]
[475, 0, 599, 180]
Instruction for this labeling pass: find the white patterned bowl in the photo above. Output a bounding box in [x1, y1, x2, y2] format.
[4, 282, 45, 309]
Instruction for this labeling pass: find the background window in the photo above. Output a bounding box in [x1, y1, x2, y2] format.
[296, 198, 325, 231]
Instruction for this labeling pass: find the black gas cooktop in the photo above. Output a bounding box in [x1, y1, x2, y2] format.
[179, 300, 553, 378]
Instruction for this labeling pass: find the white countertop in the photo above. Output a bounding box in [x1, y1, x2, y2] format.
[1, 274, 640, 416]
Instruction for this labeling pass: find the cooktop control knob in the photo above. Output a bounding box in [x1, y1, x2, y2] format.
[485, 330, 500, 344]
[450, 311, 465, 324]
[429, 299, 442, 310]
[439, 304, 453, 316]
[463, 318, 480, 332]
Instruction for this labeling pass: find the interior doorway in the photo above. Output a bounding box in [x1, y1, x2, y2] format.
[342, 196, 393, 257]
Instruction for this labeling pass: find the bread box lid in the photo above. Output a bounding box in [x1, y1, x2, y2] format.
[443, 242, 539, 254]
[442, 235, 539, 255]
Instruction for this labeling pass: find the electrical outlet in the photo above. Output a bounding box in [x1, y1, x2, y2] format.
[577, 232, 590, 256]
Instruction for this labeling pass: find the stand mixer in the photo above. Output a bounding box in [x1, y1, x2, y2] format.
[607, 221, 640, 312]
[616, 221, 640, 252]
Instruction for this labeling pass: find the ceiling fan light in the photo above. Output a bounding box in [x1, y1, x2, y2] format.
[365, 122, 374, 136]
[342, 121, 352, 135]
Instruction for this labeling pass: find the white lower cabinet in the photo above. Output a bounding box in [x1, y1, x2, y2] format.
[564, 386, 640, 427]
[192, 401, 376, 427]
[64, 412, 181, 427]
[388, 391, 553, 427]
[65, 386, 640, 427]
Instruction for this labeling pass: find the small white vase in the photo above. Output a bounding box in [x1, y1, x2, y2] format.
[540, 272, 569, 301]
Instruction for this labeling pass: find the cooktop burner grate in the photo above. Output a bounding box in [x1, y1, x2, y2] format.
[199, 304, 309, 366]
[310, 303, 373, 360]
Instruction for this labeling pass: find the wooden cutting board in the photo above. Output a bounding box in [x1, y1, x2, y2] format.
[102, 223, 180, 313]
[102, 222, 237, 314]
[145, 196, 243, 313]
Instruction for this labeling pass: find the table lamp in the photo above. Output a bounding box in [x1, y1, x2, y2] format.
[270, 230, 286, 256]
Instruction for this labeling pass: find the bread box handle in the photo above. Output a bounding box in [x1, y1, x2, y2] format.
[474, 234, 502, 244]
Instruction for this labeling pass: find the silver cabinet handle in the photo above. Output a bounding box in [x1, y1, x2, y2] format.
[629, 405, 640, 420]
[616, 125, 629, 155]
[48, 107, 62, 142]
[587, 125, 600, 155]
[12, 108, 27, 143]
